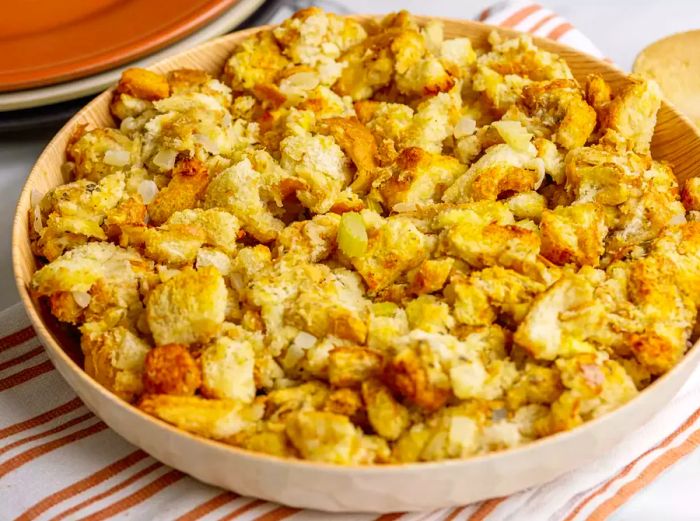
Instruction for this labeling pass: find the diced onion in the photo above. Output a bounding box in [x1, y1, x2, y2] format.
[103, 149, 131, 167]
[279, 72, 320, 95]
[152, 149, 178, 171]
[453, 116, 477, 139]
[32, 205, 43, 233]
[72, 291, 91, 308]
[338, 212, 368, 258]
[230, 273, 245, 293]
[137, 180, 159, 204]
[392, 201, 419, 213]
[30, 189, 44, 206]
[669, 213, 687, 225]
[492, 120, 533, 153]
[194, 134, 220, 155]
[293, 331, 317, 349]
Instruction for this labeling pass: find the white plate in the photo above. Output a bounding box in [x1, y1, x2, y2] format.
[0, 0, 265, 112]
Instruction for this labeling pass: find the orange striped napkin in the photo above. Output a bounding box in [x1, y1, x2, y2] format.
[3, 2, 699, 520]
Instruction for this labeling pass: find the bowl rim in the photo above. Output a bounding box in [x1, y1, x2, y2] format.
[12, 14, 700, 473]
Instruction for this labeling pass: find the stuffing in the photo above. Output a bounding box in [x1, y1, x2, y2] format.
[32, 8, 695, 466]
[273, 8, 366, 76]
[434, 202, 541, 273]
[509, 79, 597, 150]
[362, 379, 409, 440]
[201, 336, 256, 402]
[328, 346, 384, 387]
[442, 144, 545, 203]
[539, 203, 608, 266]
[546, 353, 637, 432]
[378, 148, 466, 211]
[681, 177, 700, 211]
[351, 214, 428, 293]
[31, 243, 150, 329]
[66, 128, 140, 182]
[147, 155, 210, 225]
[566, 147, 685, 253]
[318, 117, 378, 194]
[139, 394, 264, 439]
[403, 90, 462, 154]
[143, 343, 201, 396]
[146, 266, 227, 346]
[598, 76, 662, 154]
[280, 128, 352, 214]
[204, 154, 286, 242]
[285, 410, 387, 464]
[223, 31, 289, 93]
[514, 274, 604, 360]
[473, 32, 573, 113]
[407, 258, 454, 295]
[32, 172, 127, 260]
[81, 325, 151, 402]
[115, 68, 170, 101]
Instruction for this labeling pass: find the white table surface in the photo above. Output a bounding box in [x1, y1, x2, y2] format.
[1, 1, 699, 519]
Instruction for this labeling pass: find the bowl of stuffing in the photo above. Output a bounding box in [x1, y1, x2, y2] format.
[12, 8, 700, 512]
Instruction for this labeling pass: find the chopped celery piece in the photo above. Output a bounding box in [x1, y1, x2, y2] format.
[338, 212, 368, 257]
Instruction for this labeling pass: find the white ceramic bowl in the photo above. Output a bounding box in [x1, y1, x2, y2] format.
[13, 16, 700, 513]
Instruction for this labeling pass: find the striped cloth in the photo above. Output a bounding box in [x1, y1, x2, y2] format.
[3, 2, 699, 519]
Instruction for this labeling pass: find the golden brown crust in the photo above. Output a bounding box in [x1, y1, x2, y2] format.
[143, 344, 202, 396]
[116, 68, 170, 101]
[148, 155, 210, 225]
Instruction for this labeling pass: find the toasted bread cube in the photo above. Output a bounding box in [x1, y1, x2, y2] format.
[514, 275, 598, 360]
[379, 148, 465, 210]
[362, 379, 409, 441]
[447, 279, 496, 327]
[223, 31, 289, 92]
[507, 363, 563, 409]
[81, 325, 151, 402]
[146, 266, 227, 346]
[228, 423, 296, 458]
[540, 203, 608, 266]
[204, 157, 286, 243]
[285, 410, 374, 464]
[143, 343, 201, 396]
[351, 216, 427, 293]
[599, 76, 661, 154]
[66, 128, 139, 182]
[166, 208, 241, 255]
[436, 202, 541, 272]
[518, 79, 597, 150]
[116, 68, 169, 101]
[624, 255, 695, 374]
[405, 295, 454, 334]
[407, 258, 454, 295]
[280, 132, 352, 214]
[319, 117, 378, 194]
[443, 144, 544, 204]
[384, 348, 451, 412]
[31, 243, 148, 327]
[328, 346, 384, 387]
[681, 178, 700, 211]
[148, 155, 209, 225]
[201, 337, 256, 402]
[143, 224, 206, 266]
[324, 388, 365, 419]
[140, 394, 263, 439]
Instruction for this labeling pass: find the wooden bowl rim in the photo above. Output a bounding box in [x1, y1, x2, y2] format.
[12, 14, 700, 471]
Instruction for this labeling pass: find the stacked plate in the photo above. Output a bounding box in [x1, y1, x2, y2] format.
[0, 0, 271, 130]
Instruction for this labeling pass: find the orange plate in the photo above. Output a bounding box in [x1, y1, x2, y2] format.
[0, 0, 241, 92]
